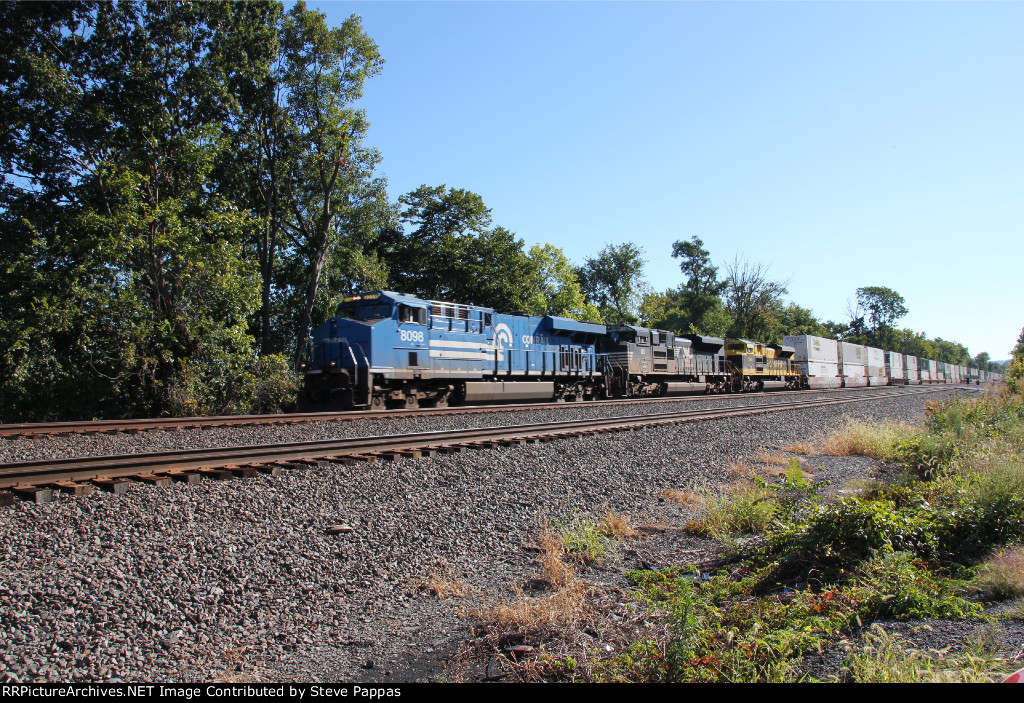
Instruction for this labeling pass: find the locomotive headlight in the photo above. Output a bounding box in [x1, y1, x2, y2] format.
[329, 361, 337, 367]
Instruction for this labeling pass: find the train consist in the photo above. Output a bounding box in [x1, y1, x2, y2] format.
[300, 291, 998, 410]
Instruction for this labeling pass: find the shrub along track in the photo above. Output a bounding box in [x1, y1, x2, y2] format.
[0, 385, 948, 439]
[0, 387, 950, 505]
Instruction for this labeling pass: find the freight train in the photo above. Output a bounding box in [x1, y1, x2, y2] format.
[300, 291, 998, 410]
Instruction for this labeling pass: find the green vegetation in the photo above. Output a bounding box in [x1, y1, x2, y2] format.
[571, 390, 1024, 682]
[558, 515, 613, 565]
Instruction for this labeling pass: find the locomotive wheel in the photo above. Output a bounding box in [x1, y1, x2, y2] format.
[370, 394, 386, 411]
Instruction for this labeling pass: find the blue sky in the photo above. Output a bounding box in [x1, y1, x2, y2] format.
[310, 1, 1023, 360]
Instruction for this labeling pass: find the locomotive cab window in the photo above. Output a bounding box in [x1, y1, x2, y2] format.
[398, 304, 426, 324]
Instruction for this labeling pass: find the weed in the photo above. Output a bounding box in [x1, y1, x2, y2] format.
[700, 482, 778, 538]
[846, 551, 981, 621]
[975, 545, 1024, 599]
[414, 572, 471, 600]
[781, 440, 817, 456]
[473, 579, 591, 632]
[725, 459, 754, 477]
[537, 524, 574, 588]
[841, 624, 1007, 683]
[558, 515, 612, 564]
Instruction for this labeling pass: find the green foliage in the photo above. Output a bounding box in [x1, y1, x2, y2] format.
[644, 236, 731, 335]
[777, 303, 829, 339]
[581, 392, 1024, 683]
[558, 515, 612, 564]
[523, 244, 602, 321]
[577, 242, 647, 325]
[722, 257, 788, 342]
[0, 0, 392, 420]
[855, 286, 908, 349]
[381, 185, 537, 313]
[697, 483, 779, 539]
[1007, 326, 1024, 393]
[847, 551, 980, 620]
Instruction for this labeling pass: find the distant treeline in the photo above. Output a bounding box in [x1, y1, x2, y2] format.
[0, 2, 1003, 423]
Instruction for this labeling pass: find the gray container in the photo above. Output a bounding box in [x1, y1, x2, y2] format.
[905, 355, 919, 384]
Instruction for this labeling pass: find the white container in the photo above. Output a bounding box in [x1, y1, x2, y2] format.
[784, 335, 839, 364]
[839, 342, 865, 365]
[841, 363, 867, 387]
[800, 361, 842, 388]
[866, 347, 885, 368]
[865, 346, 886, 385]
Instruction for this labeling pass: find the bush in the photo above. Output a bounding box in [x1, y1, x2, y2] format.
[846, 551, 980, 621]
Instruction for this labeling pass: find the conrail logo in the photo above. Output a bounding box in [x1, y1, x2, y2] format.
[494, 323, 513, 350]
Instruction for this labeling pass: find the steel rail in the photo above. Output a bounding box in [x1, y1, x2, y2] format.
[0, 384, 960, 438]
[0, 387, 951, 490]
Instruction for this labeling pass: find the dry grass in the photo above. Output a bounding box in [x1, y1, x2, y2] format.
[725, 459, 755, 477]
[471, 521, 592, 632]
[538, 523, 575, 587]
[663, 489, 703, 508]
[781, 440, 818, 455]
[975, 545, 1024, 599]
[473, 579, 591, 631]
[819, 419, 919, 459]
[754, 449, 799, 466]
[415, 572, 472, 600]
[598, 510, 642, 539]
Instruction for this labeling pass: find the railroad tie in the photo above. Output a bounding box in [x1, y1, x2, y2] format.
[91, 477, 130, 494]
[254, 464, 283, 476]
[12, 485, 53, 504]
[51, 480, 96, 496]
[197, 468, 233, 481]
[227, 467, 258, 479]
[133, 474, 172, 487]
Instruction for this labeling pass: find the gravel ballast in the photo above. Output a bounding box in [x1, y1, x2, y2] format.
[0, 388, 974, 682]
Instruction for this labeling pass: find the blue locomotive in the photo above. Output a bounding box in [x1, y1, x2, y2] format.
[301, 291, 606, 409]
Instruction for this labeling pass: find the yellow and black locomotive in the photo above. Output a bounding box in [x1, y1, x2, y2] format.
[723, 339, 802, 392]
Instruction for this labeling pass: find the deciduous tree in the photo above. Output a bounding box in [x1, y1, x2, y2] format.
[577, 242, 647, 325]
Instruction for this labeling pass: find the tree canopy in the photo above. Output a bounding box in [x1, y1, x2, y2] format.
[577, 242, 647, 325]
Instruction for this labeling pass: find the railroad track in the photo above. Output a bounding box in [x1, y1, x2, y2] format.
[0, 384, 967, 438]
[0, 386, 952, 505]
